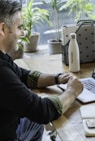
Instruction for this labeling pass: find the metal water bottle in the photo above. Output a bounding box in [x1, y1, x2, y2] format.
[68, 33, 80, 72]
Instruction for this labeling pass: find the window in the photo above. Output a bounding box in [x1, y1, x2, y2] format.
[19, 0, 95, 45]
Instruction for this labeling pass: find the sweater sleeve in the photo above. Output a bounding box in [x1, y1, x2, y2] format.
[47, 95, 63, 115]
[27, 70, 41, 88]
[0, 65, 61, 124]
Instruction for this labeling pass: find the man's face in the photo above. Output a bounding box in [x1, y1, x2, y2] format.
[3, 11, 24, 53]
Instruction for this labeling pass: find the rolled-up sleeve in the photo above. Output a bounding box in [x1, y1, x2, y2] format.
[48, 95, 63, 115]
[27, 71, 41, 88]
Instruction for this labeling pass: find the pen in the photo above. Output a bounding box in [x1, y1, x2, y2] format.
[92, 67, 95, 79]
[57, 85, 65, 92]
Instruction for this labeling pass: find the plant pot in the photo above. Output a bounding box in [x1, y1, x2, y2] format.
[24, 33, 40, 53]
[48, 39, 62, 54]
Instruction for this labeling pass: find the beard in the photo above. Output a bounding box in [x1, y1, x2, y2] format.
[13, 44, 19, 51]
[10, 40, 19, 51]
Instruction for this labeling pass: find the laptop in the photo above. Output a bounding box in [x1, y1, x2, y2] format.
[58, 71, 95, 103]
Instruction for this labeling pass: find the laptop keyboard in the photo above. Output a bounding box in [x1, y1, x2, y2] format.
[81, 79, 95, 94]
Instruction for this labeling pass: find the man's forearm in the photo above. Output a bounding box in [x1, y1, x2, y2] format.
[47, 88, 76, 116]
[37, 73, 56, 88]
[59, 88, 76, 114]
[48, 77, 83, 115]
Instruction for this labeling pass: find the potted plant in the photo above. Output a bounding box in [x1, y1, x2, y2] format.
[42, 0, 64, 54]
[22, 0, 50, 52]
[59, 0, 95, 22]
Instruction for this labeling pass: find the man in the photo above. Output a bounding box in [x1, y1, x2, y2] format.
[0, 0, 83, 141]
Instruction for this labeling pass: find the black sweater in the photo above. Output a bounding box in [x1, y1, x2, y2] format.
[0, 51, 60, 140]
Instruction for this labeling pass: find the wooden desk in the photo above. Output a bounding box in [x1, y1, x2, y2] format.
[15, 54, 95, 141]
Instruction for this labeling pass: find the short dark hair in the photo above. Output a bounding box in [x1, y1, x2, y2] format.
[0, 0, 22, 24]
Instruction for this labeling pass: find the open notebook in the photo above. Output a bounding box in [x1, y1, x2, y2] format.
[58, 77, 95, 103]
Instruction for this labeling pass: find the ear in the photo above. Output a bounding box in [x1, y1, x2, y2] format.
[0, 22, 5, 36]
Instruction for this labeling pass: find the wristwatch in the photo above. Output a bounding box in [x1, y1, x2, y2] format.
[55, 73, 62, 84]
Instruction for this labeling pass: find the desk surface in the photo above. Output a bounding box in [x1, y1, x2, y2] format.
[15, 54, 95, 141]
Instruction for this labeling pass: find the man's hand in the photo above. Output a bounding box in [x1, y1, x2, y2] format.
[67, 77, 83, 97]
[58, 73, 75, 84]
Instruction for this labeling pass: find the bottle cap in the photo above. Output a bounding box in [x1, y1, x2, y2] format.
[70, 33, 76, 39]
